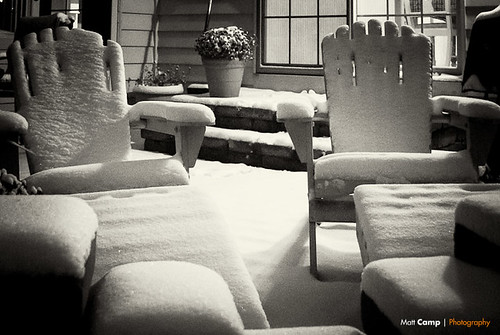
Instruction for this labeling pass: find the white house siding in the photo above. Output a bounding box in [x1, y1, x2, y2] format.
[117, 0, 156, 90]
[117, 0, 255, 89]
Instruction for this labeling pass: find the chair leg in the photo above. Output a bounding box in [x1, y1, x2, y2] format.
[309, 220, 318, 278]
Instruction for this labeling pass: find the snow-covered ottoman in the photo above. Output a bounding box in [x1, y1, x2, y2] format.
[88, 261, 367, 335]
[360, 192, 500, 334]
[361, 256, 500, 334]
[247, 326, 366, 334]
[454, 192, 500, 270]
[0, 196, 98, 334]
[77, 185, 270, 329]
[354, 183, 500, 265]
[88, 261, 245, 335]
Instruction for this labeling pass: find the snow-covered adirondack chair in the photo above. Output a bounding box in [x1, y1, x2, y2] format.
[277, 19, 500, 278]
[3, 27, 214, 194]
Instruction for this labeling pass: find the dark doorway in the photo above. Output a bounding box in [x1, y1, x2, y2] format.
[80, 0, 112, 42]
[0, 0, 28, 32]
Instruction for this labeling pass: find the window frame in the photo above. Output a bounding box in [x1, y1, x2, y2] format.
[256, 0, 352, 76]
[257, 0, 465, 76]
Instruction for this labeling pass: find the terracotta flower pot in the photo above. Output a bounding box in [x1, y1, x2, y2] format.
[202, 58, 245, 97]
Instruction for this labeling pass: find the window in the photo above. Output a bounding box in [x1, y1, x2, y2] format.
[0, 0, 81, 32]
[48, 0, 81, 28]
[258, 0, 349, 75]
[258, 0, 464, 75]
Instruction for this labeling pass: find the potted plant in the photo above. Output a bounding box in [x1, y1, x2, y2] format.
[195, 26, 255, 97]
[132, 64, 190, 99]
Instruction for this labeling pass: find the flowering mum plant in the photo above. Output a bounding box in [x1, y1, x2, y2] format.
[195, 26, 256, 61]
[136, 64, 190, 86]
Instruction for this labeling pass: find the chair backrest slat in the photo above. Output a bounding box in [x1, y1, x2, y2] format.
[322, 20, 433, 153]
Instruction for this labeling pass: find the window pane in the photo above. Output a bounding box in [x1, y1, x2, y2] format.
[319, 17, 347, 38]
[291, 18, 317, 64]
[320, 0, 347, 15]
[431, 34, 456, 67]
[422, 14, 456, 67]
[387, 15, 406, 27]
[432, 0, 446, 11]
[319, 17, 347, 64]
[408, 0, 455, 13]
[405, 0, 455, 15]
[403, 15, 419, 26]
[266, 0, 289, 16]
[291, 0, 317, 16]
[356, 0, 387, 15]
[406, 13, 454, 34]
[265, 19, 290, 64]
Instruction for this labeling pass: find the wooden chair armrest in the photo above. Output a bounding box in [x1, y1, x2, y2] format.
[432, 96, 500, 120]
[282, 119, 314, 165]
[0, 111, 28, 178]
[277, 99, 315, 122]
[129, 101, 215, 126]
[432, 96, 500, 168]
[277, 100, 315, 164]
[0, 110, 28, 135]
[128, 101, 215, 171]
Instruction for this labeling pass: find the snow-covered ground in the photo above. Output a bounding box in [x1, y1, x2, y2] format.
[189, 159, 363, 329]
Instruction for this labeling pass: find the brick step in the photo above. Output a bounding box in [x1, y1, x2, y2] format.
[193, 104, 329, 137]
[142, 127, 332, 171]
[170, 88, 330, 137]
[143, 124, 466, 171]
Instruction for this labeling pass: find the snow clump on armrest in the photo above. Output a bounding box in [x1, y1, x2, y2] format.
[277, 97, 315, 121]
[129, 101, 215, 125]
